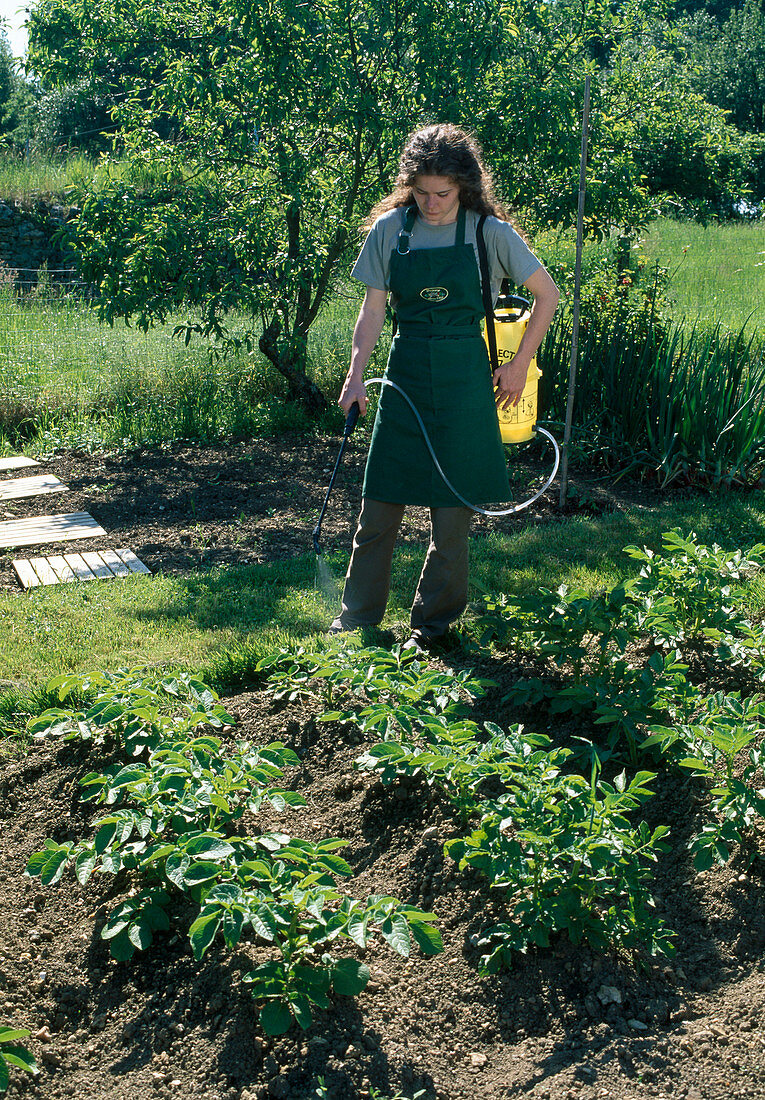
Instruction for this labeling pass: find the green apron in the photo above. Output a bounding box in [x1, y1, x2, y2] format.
[362, 205, 511, 508]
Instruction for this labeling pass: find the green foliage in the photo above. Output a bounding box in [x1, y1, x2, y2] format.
[260, 643, 492, 737]
[28, 0, 506, 410]
[0, 1028, 38, 1094]
[0, 34, 37, 149]
[25, 665, 441, 1032]
[680, 1, 765, 136]
[34, 80, 115, 154]
[447, 759, 672, 966]
[540, 310, 765, 486]
[623, 529, 765, 650]
[644, 691, 765, 869]
[295, 646, 676, 964]
[356, 722, 551, 822]
[27, 668, 237, 755]
[476, 529, 765, 761]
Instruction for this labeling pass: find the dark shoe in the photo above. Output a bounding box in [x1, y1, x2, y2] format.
[402, 633, 428, 655]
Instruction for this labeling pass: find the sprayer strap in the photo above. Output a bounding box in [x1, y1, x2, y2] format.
[476, 215, 498, 375]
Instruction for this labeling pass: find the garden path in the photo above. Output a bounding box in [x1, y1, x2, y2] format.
[0, 453, 149, 588]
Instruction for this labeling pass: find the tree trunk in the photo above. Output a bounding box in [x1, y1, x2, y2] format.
[258, 318, 329, 413]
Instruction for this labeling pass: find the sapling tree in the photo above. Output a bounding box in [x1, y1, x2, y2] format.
[27, 0, 506, 410]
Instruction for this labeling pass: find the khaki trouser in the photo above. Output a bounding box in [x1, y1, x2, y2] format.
[331, 498, 473, 639]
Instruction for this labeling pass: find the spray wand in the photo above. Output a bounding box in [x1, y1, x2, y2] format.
[312, 401, 360, 556]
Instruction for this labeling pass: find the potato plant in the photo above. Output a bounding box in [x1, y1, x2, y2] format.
[0, 1029, 38, 1094]
[623, 529, 765, 653]
[261, 643, 492, 738]
[354, 712, 673, 964]
[476, 529, 765, 762]
[447, 763, 673, 967]
[26, 679, 442, 1034]
[644, 691, 765, 869]
[28, 669, 236, 756]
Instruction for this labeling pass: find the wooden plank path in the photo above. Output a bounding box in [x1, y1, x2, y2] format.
[0, 474, 68, 501]
[0, 455, 39, 473]
[12, 548, 151, 589]
[0, 512, 106, 549]
[1, 453, 153, 592]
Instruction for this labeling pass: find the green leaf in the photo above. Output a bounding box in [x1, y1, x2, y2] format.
[380, 912, 411, 956]
[0, 1045, 38, 1074]
[165, 852, 190, 889]
[678, 757, 711, 773]
[107, 929, 136, 962]
[259, 1000, 293, 1036]
[38, 844, 73, 885]
[189, 910, 222, 960]
[75, 849, 97, 885]
[290, 993, 313, 1030]
[249, 905, 278, 942]
[128, 920, 154, 951]
[183, 860, 224, 887]
[408, 919, 444, 955]
[346, 910, 368, 949]
[0, 1031, 30, 1044]
[184, 835, 235, 860]
[331, 958, 370, 996]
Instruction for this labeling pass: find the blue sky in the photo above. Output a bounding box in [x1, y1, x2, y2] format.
[0, 0, 31, 60]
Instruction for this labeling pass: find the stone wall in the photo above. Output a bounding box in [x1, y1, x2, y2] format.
[0, 199, 80, 291]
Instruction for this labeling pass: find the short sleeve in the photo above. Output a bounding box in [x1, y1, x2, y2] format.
[351, 220, 390, 291]
[487, 218, 541, 287]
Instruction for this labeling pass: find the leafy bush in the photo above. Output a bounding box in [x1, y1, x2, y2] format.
[645, 692, 765, 870]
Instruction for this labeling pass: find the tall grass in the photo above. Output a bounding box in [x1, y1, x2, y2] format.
[0, 282, 350, 452]
[0, 153, 96, 204]
[540, 308, 765, 486]
[641, 219, 765, 330]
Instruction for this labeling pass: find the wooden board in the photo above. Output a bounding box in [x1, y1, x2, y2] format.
[29, 558, 59, 585]
[0, 456, 39, 473]
[62, 553, 98, 581]
[0, 474, 68, 501]
[11, 558, 41, 588]
[0, 512, 106, 549]
[13, 548, 151, 589]
[47, 556, 76, 583]
[115, 548, 151, 575]
[99, 549, 131, 577]
[81, 551, 115, 580]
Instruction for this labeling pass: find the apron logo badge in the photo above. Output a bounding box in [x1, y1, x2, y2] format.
[419, 287, 449, 302]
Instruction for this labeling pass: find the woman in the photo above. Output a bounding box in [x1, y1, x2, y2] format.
[330, 123, 559, 651]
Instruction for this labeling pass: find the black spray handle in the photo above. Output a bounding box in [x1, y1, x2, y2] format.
[343, 401, 361, 436]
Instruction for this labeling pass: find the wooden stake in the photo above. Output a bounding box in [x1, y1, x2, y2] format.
[559, 73, 591, 508]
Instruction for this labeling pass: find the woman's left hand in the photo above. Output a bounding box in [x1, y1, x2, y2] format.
[493, 356, 530, 409]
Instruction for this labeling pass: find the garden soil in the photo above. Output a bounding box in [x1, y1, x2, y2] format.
[0, 438, 764, 1100]
[0, 435, 618, 592]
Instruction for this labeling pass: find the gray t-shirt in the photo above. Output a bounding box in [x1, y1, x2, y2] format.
[351, 206, 541, 306]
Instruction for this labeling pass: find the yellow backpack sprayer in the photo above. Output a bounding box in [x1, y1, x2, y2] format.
[312, 218, 559, 553]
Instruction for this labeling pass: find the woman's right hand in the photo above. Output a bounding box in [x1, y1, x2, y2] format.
[338, 374, 368, 416]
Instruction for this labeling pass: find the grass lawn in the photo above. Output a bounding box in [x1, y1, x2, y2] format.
[2, 488, 764, 701]
[641, 218, 765, 331]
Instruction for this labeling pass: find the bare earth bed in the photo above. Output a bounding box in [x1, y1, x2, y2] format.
[0, 435, 624, 592]
[0, 439, 763, 1100]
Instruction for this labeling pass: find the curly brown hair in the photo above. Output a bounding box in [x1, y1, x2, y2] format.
[364, 123, 509, 231]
